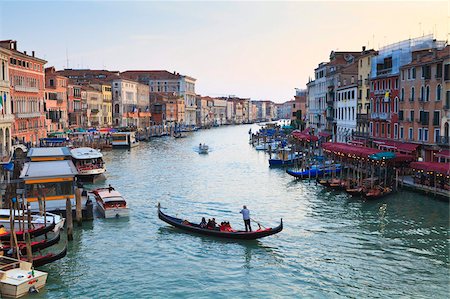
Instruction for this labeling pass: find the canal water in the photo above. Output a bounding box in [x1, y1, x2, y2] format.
[38, 124, 448, 298]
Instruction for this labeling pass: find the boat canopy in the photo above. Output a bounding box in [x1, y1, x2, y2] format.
[71, 147, 103, 160]
[27, 147, 72, 161]
[95, 190, 125, 202]
[20, 160, 78, 180]
[410, 162, 450, 175]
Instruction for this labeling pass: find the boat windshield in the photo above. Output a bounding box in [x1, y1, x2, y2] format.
[102, 196, 126, 203]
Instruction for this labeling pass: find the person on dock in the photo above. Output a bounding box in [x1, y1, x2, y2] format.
[240, 205, 252, 232]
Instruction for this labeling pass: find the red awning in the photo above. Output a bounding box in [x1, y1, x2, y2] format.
[376, 140, 419, 153]
[410, 161, 450, 175]
[434, 149, 450, 159]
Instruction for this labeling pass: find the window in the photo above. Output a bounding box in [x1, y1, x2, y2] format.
[410, 110, 414, 122]
[381, 123, 385, 135]
[426, 86, 430, 102]
[436, 63, 442, 78]
[412, 68, 416, 79]
[423, 129, 429, 141]
[399, 110, 404, 121]
[418, 128, 422, 141]
[394, 97, 399, 113]
[411, 87, 415, 101]
[395, 78, 398, 89]
[407, 69, 411, 80]
[376, 123, 379, 136]
[420, 86, 424, 101]
[409, 127, 413, 140]
[436, 84, 441, 101]
[401, 70, 404, 80]
[445, 64, 450, 80]
[433, 111, 440, 126]
[400, 127, 404, 139]
[49, 79, 54, 87]
[434, 129, 440, 143]
[401, 88, 404, 101]
[387, 123, 391, 137]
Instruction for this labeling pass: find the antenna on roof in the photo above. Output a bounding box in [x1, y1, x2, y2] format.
[66, 47, 69, 69]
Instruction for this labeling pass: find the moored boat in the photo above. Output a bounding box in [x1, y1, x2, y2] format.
[70, 147, 106, 181]
[158, 204, 282, 240]
[286, 164, 341, 179]
[92, 188, 129, 218]
[1, 232, 61, 256]
[269, 150, 302, 167]
[0, 256, 48, 298]
[111, 132, 139, 148]
[0, 210, 64, 233]
[22, 245, 67, 268]
[363, 186, 393, 200]
[0, 222, 56, 242]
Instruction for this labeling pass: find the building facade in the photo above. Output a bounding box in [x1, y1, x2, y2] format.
[45, 67, 68, 133]
[0, 48, 13, 158]
[0, 40, 47, 145]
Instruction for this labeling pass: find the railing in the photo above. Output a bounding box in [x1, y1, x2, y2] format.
[356, 114, 368, 122]
[0, 114, 14, 123]
[437, 136, 449, 146]
[377, 68, 392, 76]
[15, 112, 42, 119]
[14, 85, 39, 93]
[353, 131, 370, 137]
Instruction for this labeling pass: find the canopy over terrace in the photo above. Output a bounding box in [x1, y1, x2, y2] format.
[292, 130, 319, 142]
[374, 140, 419, 154]
[410, 162, 450, 175]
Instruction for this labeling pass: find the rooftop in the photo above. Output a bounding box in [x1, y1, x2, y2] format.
[27, 147, 71, 160]
[20, 160, 78, 179]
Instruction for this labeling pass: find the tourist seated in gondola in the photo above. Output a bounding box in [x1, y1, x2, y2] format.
[207, 218, 217, 229]
[199, 217, 207, 228]
[182, 219, 190, 225]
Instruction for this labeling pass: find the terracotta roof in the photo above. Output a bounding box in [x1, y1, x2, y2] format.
[400, 46, 450, 68]
[121, 70, 187, 81]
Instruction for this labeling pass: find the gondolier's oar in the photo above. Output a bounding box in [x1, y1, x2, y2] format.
[250, 218, 266, 229]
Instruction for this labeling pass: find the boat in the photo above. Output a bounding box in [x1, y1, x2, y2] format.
[23, 245, 67, 268]
[269, 149, 301, 167]
[70, 147, 106, 181]
[158, 204, 283, 240]
[345, 187, 364, 197]
[111, 132, 139, 148]
[173, 132, 187, 138]
[0, 256, 48, 298]
[198, 144, 209, 154]
[91, 188, 129, 218]
[363, 186, 393, 200]
[286, 164, 341, 179]
[0, 222, 56, 242]
[1, 232, 61, 256]
[0, 210, 64, 233]
[255, 141, 278, 151]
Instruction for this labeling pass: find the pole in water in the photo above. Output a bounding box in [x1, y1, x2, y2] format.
[75, 187, 82, 227]
[66, 198, 73, 241]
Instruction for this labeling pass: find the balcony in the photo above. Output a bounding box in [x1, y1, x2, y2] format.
[0, 114, 14, 124]
[437, 136, 449, 146]
[138, 111, 151, 118]
[91, 109, 99, 114]
[14, 85, 39, 93]
[15, 112, 42, 119]
[364, 78, 370, 85]
[353, 131, 370, 138]
[357, 80, 362, 87]
[356, 114, 368, 122]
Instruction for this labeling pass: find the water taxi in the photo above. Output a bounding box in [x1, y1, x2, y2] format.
[70, 147, 106, 181]
[0, 256, 48, 298]
[198, 143, 209, 154]
[92, 188, 129, 218]
[111, 132, 139, 148]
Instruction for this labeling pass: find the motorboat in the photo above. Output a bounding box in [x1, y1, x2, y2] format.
[199, 144, 209, 154]
[0, 256, 48, 298]
[70, 147, 106, 181]
[0, 209, 64, 232]
[269, 149, 302, 167]
[92, 188, 129, 218]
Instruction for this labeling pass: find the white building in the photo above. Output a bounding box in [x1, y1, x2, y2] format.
[307, 62, 328, 132]
[335, 84, 358, 142]
[112, 78, 139, 127]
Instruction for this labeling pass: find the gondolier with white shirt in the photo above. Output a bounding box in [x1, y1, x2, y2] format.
[240, 205, 252, 232]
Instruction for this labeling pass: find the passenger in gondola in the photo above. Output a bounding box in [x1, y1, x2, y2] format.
[210, 218, 217, 229]
[199, 217, 207, 228]
[206, 219, 213, 229]
[0, 225, 6, 235]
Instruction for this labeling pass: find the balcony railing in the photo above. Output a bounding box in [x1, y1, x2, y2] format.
[15, 112, 42, 119]
[356, 114, 368, 122]
[0, 114, 14, 124]
[437, 136, 449, 146]
[14, 85, 39, 93]
[91, 109, 99, 114]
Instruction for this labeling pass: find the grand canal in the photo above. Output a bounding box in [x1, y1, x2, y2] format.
[38, 124, 448, 298]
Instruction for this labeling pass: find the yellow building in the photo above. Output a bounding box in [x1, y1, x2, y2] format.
[356, 47, 377, 137]
[90, 83, 112, 127]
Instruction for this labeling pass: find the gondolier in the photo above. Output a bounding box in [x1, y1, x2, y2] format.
[240, 205, 252, 232]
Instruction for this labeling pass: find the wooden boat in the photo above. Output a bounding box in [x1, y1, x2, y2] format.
[92, 188, 129, 218]
[2, 232, 60, 256]
[158, 204, 282, 240]
[286, 164, 341, 179]
[24, 245, 67, 268]
[363, 186, 393, 200]
[317, 179, 331, 187]
[0, 222, 56, 242]
[269, 149, 301, 167]
[0, 209, 64, 233]
[345, 187, 364, 197]
[173, 132, 187, 138]
[329, 178, 344, 190]
[0, 256, 48, 298]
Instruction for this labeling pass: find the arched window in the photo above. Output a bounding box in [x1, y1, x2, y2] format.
[1, 61, 5, 81]
[114, 104, 119, 114]
[436, 84, 441, 101]
[411, 87, 415, 101]
[370, 98, 374, 113]
[426, 86, 430, 102]
[394, 97, 399, 113]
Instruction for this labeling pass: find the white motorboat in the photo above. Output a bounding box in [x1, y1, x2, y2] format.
[0, 256, 48, 298]
[199, 144, 209, 154]
[70, 147, 106, 180]
[92, 188, 129, 218]
[0, 209, 65, 232]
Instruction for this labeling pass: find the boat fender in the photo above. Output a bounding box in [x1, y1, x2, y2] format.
[29, 285, 39, 293]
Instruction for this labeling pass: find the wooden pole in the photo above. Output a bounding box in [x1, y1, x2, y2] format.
[75, 188, 82, 226]
[66, 198, 73, 241]
[25, 232, 32, 263]
[27, 204, 32, 230]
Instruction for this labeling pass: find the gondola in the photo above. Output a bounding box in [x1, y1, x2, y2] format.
[22, 245, 67, 268]
[345, 187, 364, 197]
[363, 187, 393, 200]
[158, 204, 283, 240]
[0, 222, 56, 242]
[1, 231, 61, 255]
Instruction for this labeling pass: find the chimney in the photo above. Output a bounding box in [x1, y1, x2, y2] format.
[362, 46, 366, 52]
[24, 51, 27, 55]
[32, 51, 35, 57]
[13, 41, 17, 50]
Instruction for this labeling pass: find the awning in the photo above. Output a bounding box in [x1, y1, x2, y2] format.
[434, 149, 450, 159]
[370, 152, 396, 160]
[410, 161, 450, 175]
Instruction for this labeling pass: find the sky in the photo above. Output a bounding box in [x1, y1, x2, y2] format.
[0, 1, 448, 102]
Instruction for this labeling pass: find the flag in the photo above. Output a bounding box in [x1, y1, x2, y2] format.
[0, 92, 4, 113]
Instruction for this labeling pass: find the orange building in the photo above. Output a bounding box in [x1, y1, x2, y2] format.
[0, 40, 47, 145]
[45, 67, 68, 133]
